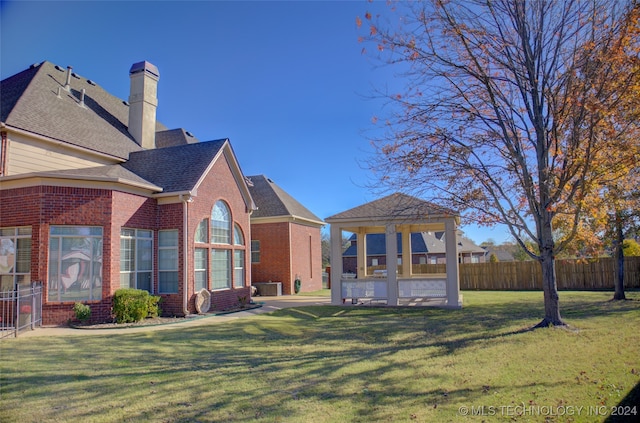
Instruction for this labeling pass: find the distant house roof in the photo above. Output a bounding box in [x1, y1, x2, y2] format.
[247, 175, 324, 227]
[343, 231, 486, 257]
[326, 192, 457, 222]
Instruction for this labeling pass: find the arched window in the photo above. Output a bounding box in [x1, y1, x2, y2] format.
[211, 201, 231, 244]
[233, 223, 244, 245]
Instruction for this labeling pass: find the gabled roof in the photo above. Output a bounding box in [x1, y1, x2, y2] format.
[123, 139, 227, 193]
[247, 175, 324, 226]
[326, 192, 457, 222]
[1, 61, 149, 159]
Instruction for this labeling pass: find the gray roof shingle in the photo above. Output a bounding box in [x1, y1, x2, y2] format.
[1, 61, 168, 160]
[326, 193, 456, 221]
[123, 139, 227, 193]
[247, 175, 323, 225]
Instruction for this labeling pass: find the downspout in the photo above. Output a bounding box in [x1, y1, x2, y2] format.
[0, 130, 7, 176]
[180, 194, 193, 316]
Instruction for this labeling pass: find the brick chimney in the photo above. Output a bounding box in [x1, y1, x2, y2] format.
[128, 61, 159, 149]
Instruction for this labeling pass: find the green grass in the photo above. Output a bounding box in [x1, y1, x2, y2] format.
[1, 291, 639, 423]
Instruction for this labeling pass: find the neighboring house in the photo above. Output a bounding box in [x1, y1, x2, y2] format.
[482, 245, 516, 262]
[247, 175, 324, 294]
[0, 60, 256, 325]
[342, 230, 486, 273]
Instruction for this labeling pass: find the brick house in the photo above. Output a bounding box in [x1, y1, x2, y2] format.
[246, 175, 324, 294]
[0, 60, 257, 325]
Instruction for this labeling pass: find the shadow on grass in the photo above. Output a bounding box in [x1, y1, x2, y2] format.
[2, 292, 638, 422]
[605, 380, 640, 423]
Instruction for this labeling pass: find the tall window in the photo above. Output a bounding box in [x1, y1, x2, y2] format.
[195, 219, 208, 243]
[211, 249, 230, 289]
[194, 248, 208, 291]
[0, 226, 31, 291]
[158, 230, 178, 293]
[211, 201, 231, 244]
[120, 229, 153, 292]
[48, 226, 102, 302]
[251, 240, 261, 263]
[233, 224, 245, 288]
[234, 250, 245, 288]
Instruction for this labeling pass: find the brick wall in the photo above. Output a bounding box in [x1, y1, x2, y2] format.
[1, 148, 253, 324]
[250, 221, 322, 294]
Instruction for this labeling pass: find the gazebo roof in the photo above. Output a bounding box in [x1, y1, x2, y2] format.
[325, 193, 458, 224]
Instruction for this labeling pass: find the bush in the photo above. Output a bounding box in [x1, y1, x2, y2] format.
[73, 302, 91, 322]
[112, 289, 161, 323]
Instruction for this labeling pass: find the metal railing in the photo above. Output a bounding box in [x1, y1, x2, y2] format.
[0, 282, 42, 339]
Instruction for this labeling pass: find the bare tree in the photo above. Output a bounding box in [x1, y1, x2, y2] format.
[360, 0, 639, 326]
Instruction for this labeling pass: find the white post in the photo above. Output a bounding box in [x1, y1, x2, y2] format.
[444, 219, 461, 308]
[401, 226, 412, 278]
[330, 224, 344, 305]
[356, 230, 367, 279]
[385, 224, 398, 305]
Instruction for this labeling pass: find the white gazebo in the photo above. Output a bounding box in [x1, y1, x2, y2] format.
[326, 193, 462, 308]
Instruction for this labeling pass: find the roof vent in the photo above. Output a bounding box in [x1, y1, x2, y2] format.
[56, 87, 62, 98]
[122, 100, 129, 106]
[72, 72, 80, 79]
[54, 65, 64, 72]
[186, 131, 194, 137]
[87, 79, 96, 86]
[30, 63, 39, 69]
[64, 66, 72, 91]
[78, 89, 86, 108]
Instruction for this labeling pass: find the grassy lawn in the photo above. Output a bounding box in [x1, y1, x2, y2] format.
[1, 291, 639, 423]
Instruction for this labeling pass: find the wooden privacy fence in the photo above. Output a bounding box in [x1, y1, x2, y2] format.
[459, 256, 640, 290]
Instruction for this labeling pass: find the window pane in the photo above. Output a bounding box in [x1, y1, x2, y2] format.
[194, 248, 208, 291]
[211, 249, 230, 289]
[234, 224, 244, 245]
[15, 238, 31, 273]
[137, 239, 153, 271]
[159, 230, 178, 247]
[195, 219, 208, 243]
[120, 237, 134, 272]
[211, 201, 230, 244]
[48, 227, 102, 302]
[137, 272, 152, 292]
[159, 271, 178, 293]
[120, 272, 135, 289]
[159, 249, 178, 270]
[251, 240, 260, 263]
[234, 250, 244, 288]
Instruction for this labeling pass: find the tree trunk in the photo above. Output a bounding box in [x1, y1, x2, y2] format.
[535, 248, 565, 327]
[613, 212, 626, 300]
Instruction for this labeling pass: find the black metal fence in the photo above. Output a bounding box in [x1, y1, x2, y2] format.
[0, 282, 42, 339]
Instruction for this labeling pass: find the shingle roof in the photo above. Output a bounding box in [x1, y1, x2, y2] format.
[0, 61, 170, 160]
[33, 164, 162, 191]
[123, 139, 227, 193]
[342, 231, 486, 256]
[155, 128, 200, 148]
[326, 192, 456, 221]
[246, 175, 323, 225]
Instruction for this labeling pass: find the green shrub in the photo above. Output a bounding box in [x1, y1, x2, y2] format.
[112, 289, 161, 323]
[73, 302, 91, 322]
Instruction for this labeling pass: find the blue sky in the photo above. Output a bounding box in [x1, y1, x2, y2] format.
[1, 0, 512, 244]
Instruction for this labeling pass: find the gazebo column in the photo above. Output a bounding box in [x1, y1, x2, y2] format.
[356, 230, 367, 279]
[385, 223, 399, 305]
[401, 226, 412, 278]
[444, 219, 461, 308]
[330, 224, 343, 305]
